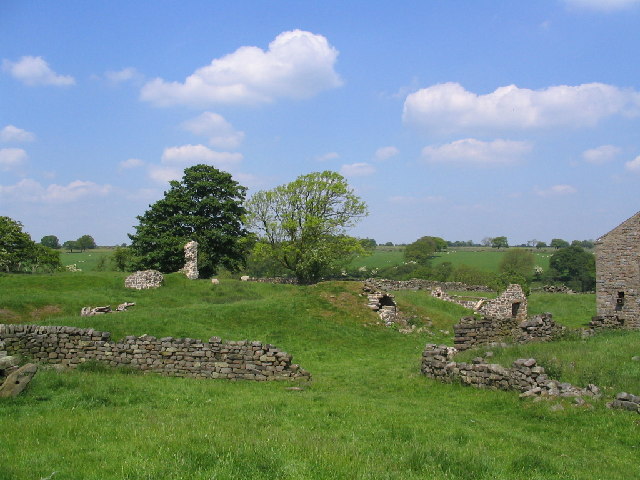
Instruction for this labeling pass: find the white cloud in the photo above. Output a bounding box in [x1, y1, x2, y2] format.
[403, 82, 640, 132]
[534, 184, 578, 197]
[161, 144, 243, 168]
[105, 67, 142, 84]
[1, 125, 35, 143]
[374, 146, 399, 161]
[563, 0, 640, 11]
[148, 166, 182, 184]
[182, 112, 245, 149]
[2, 56, 75, 86]
[340, 162, 376, 177]
[140, 30, 342, 107]
[582, 145, 621, 164]
[624, 155, 640, 172]
[421, 138, 532, 166]
[0, 178, 111, 203]
[118, 158, 145, 170]
[0, 148, 28, 171]
[389, 195, 444, 205]
[315, 152, 340, 162]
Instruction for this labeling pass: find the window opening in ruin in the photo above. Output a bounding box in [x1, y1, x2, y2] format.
[616, 292, 625, 311]
[379, 295, 396, 308]
[511, 302, 521, 318]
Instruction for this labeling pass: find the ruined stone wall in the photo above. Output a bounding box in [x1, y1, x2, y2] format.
[364, 279, 493, 292]
[182, 241, 199, 280]
[595, 211, 640, 329]
[453, 313, 562, 351]
[421, 344, 599, 397]
[0, 324, 309, 381]
[244, 277, 299, 285]
[477, 284, 527, 321]
[124, 270, 164, 290]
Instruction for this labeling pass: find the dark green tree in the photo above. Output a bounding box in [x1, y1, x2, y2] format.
[548, 245, 595, 292]
[129, 164, 248, 277]
[0, 216, 60, 272]
[404, 236, 446, 265]
[246, 170, 368, 284]
[63, 240, 78, 252]
[111, 246, 134, 272]
[499, 248, 535, 278]
[76, 235, 97, 251]
[40, 235, 60, 249]
[535, 241, 547, 249]
[550, 238, 569, 250]
[491, 236, 509, 249]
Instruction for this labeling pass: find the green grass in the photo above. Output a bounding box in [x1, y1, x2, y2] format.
[60, 247, 114, 271]
[1, 273, 639, 479]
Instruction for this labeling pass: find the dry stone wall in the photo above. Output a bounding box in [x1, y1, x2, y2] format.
[125, 270, 164, 290]
[421, 344, 600, 398]
[364, 278, 492, 292]
[0, 324, 310, 381]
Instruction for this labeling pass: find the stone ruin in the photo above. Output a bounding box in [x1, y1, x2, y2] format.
[432, 284, 528, 322]
[80, 302, 135, 317]
[0, 340, 37, 398]
[124, 270, 164, 290]
[182, 240, 199, 280]
[366, 291, 399, 326]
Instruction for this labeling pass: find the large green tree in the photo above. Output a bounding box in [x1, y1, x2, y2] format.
[0, 216, 61, 272]
[76, 234, 97, 251]
[129, 164, 248, 277]
[491, 236, 509, 249]
[246, 170, 368, 284]
[548, 245, 595, 292]
[499, 248, 535, 278]
[40, 235, 60, 249]
[404, 236, 446, 265]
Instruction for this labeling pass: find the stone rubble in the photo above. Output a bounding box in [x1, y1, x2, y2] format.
[608, 392, 640, 413]
[80, 302, 135, 317]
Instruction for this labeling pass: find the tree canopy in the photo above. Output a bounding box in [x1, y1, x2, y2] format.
[491, 236, 509, 249]
[76, 235, 96, 251]
[499, 248, 535, 278]
[0, 216, 61, 272]
[246, 170, 368, 284]
[40, 235, 60, 249]
[404, 236, 447, 265]
[129, 164, 249, 277]
[548, 245, 595, 292]
[550, 238, 569, 249]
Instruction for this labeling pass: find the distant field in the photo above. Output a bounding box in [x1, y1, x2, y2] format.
[350, 246, 553, 273]
[60, 248, 114, 271]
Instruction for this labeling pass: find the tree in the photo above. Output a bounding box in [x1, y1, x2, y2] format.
[63, 240, 78, 252]
[359, 238, 377, 253]
[76, 235, 96, 252]
[548, 245, 595, 292]
[129, 164, 248, 277]
[111, 246, 134, 272]
[40, 235, 60, 249]
[550, 238, 569, 250]
[404, 236, 446, 265]
[499, 248, 535, 278]
[246, 170, 368, 284]
[491, 236, 509, 249]
[535, 241, 547, 249]
[0, 216, 60, 272]
[481, 237, 493, 247]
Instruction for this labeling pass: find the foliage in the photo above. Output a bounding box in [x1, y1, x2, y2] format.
[40, 235, 60, 249]
[129, 164, 248, 278]
[246, 171, 368, 284]
[535, 241, 547, 249]
[550, 238, 570, 249]
[359, 238, 377, 252]
[547, 245, 596, 292]
[62, 240, 78, 252]
[111, 246, 134, 272]
[76, 234, 97, 251]
[404, 236, 446, 265]
[571, 239, 595, 249]
[498, 248, 535, 278]
[491, 236, 509, 249]
[0, 216, 61, 272]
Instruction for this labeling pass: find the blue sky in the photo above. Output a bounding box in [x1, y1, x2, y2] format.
[2, 0, 640, 246]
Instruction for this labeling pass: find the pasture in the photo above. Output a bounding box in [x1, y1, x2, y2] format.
[1, 273, 639, 479]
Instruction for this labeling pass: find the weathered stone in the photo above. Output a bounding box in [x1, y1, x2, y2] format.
[0, 363, 37, 397]
[125, 270, 163, 290]
[182, 240, 199, 280]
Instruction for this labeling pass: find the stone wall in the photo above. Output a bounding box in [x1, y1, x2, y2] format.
[182, 240, 199, 280]
[477, 284, 527, 321]
[595, 211, 640, 329]
[609, 392, 640, 413]
[453, 313, 562, 351]
[364, 278, 493, 292]
[0, 324, 310, 381]
[244, 277, 299, 285]
[124, 270, 164, 290]
[421, 344, 600, 398]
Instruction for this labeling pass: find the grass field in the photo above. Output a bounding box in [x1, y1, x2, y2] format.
[1, 273, 639, 479]
[60, 248, 114, 271]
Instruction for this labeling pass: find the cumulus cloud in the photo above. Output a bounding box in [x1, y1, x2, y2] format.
[374, 146, 399, 161]
[2, 56, 75, 86]
[140, 30, 342, 107]
[563, 0, 640, 11]
[0, 178, 111, 203]
[315, 152, 340, 162]
[105, 67, 142, 84]
[1, 125, 35, 143]
[421, 138, 532, 166]
[340, 162, 376, 177]
[582, 145, 621, 164]
[161, 144, 243, 168]
[118, 158, 145, 170]
[148, 166, 182, 183]
[0, 148, 28, 171]
[403, 82, 640, 133]
[182, 112, 245, 149]
[625, 155, 640, 172]
[534, 184, 578, 197]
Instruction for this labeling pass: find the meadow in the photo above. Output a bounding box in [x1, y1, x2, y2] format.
[1, 271, 639, 479]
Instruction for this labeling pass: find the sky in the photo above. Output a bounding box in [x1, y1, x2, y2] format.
[1, 0, 640, 246]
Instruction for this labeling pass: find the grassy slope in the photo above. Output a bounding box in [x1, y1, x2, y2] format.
[0, 274, 638, 479]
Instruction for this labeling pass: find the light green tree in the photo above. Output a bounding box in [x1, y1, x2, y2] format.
[246, 171, 368, 284]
